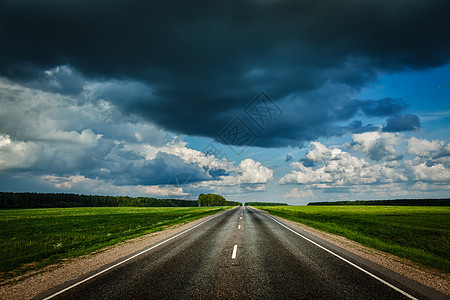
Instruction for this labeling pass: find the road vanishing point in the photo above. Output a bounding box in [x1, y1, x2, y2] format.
[37, 207, 447, 300]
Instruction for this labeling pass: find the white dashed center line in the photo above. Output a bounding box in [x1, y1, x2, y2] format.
[238, 225, 241, 229]
[232, 245, 238, 259]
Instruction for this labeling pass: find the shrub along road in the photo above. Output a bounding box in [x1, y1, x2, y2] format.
[38, 207, 446, 299]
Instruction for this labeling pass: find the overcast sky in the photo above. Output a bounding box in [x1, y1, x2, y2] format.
[1, 0, 449, 204]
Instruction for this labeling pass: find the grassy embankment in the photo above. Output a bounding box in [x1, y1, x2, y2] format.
[0, 206, 227, 281]
[258, 206, 449, 273]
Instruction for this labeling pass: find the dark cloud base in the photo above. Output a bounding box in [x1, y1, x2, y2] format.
[383, 114, 421, 132]
[1, 0, 449, 147]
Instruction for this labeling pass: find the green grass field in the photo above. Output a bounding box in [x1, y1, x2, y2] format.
[0, 206, 226, 280]
[258, 206, 450, 273]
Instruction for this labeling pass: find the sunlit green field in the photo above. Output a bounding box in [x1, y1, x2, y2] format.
[0, 206, 226, 280]
[258, 206, 450, 273]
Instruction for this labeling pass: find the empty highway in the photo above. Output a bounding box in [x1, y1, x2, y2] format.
[37, 207, 446, 299]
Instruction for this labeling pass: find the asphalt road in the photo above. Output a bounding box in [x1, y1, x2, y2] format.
[38, 207, 447, 300]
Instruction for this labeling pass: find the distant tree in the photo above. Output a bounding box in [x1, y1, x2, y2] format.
[198, 194, 207, 206]
[198, 193, 226, 206]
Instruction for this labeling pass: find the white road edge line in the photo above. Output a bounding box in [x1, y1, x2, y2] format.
[254, 208, 418, 300]
[232, 245, 238, 259]
[43, 209, 231, 300]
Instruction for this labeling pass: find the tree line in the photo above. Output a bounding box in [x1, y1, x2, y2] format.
[0, 192, 199, 209]
[307, 199, 450, 206]
[0, 192, 241, 209]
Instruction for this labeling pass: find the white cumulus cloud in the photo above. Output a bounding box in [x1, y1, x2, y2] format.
[407, 137, 445, 157]
[352, 131, 403, 161]
[280, 142, 407, 187]
[408, 161, 450, 181]
[238, 158, 273, 184]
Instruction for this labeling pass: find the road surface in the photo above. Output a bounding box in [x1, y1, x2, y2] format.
[37, 207, 447, 299]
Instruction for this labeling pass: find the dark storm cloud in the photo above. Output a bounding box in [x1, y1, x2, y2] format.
[382, 114, 421, 132]
[348, 121, 378, 134]
[1, 0, 449, 147]
[358, 98, 408, 117]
